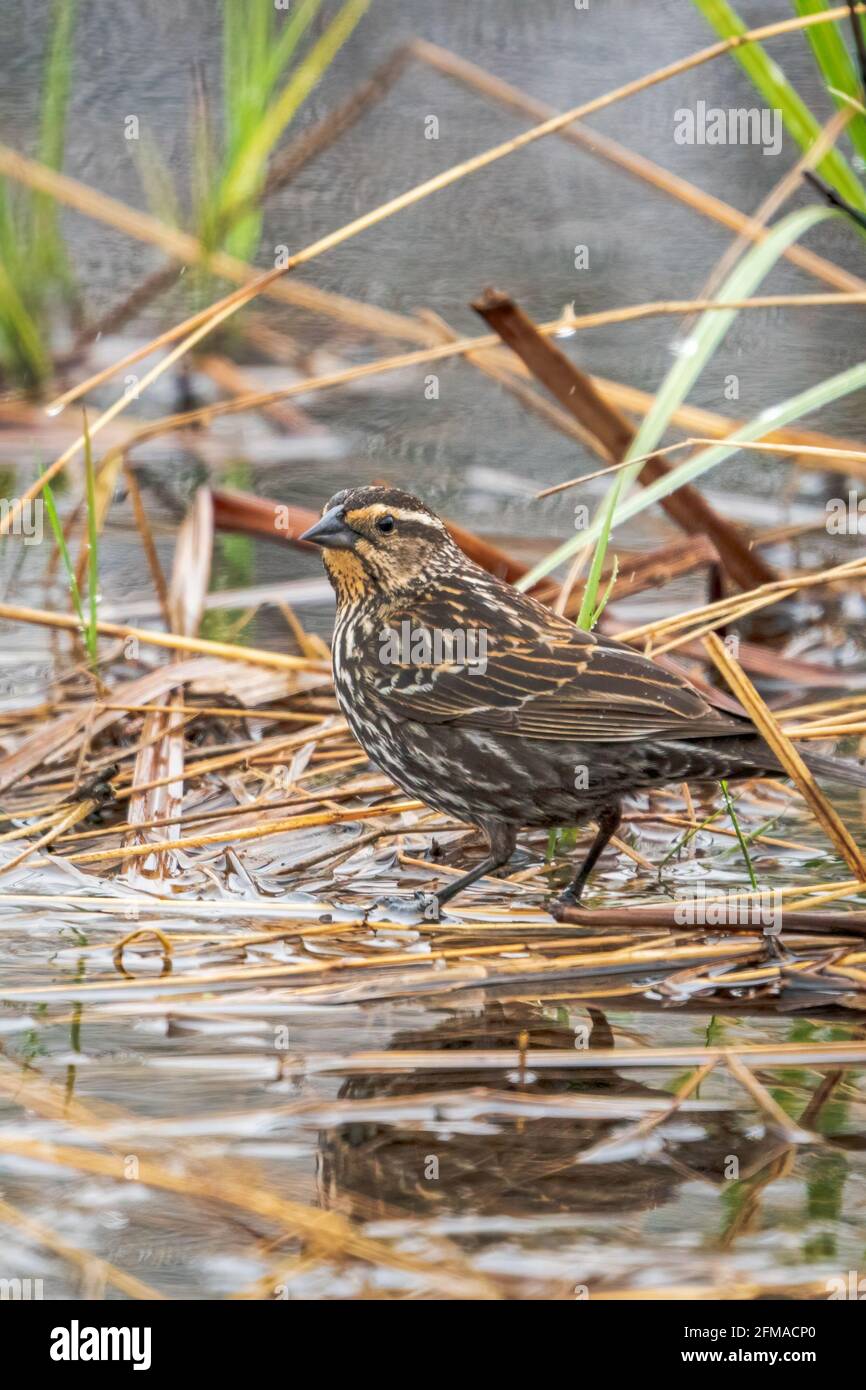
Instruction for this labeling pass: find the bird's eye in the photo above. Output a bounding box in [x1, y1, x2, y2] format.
[376, 514, 395, 534]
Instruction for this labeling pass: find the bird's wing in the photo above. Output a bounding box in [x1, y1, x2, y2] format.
[367, 589, 744, 743]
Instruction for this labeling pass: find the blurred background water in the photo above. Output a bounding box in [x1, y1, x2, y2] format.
[1, 0, 865, 635]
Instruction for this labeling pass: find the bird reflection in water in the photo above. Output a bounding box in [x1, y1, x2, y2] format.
[318, 1002, 787, 1228]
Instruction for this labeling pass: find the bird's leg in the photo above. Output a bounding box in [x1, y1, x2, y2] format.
[554, 803, 622, 910]
[416, 823, 517, 921]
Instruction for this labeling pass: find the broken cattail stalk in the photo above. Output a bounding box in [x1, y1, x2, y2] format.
[57, 800, 422, 867]
[471, 287, 775, 591]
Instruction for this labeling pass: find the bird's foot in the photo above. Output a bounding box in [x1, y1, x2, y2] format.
[762, 928, 790, 963]
[549, 886, 586, 921]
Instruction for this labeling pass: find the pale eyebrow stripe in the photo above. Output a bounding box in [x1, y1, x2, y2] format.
[347, 504, 437, 527]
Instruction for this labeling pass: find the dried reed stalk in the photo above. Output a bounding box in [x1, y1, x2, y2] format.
[704, 631, 866, 879]
[0, 601, 329, 673]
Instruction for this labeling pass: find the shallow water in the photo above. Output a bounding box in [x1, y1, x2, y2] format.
[1, 780, 865, 1299]
[0, 0, 865, 1299]
[2, 992, 866, 1300]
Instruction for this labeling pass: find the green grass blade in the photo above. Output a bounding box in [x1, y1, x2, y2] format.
[38, 0, 75, 172]
[33, 0, 76, 288]
[523, 204, 836, 598]
[693, 0, 866, 213]
[0, 0, 75, 384]
[533, 352, 866, 582]
[621, 207, 833, 464]
[792, 0, 866, 164]
[590, 555, 619, 628]
[0, 258, 51, 384]
[0, 182, 21, 276]
[220, 0, 370, 256]
[656, 804, 725, 874]
[193, 1, 332, 265]
[41, 469, 86, 635]
[720, 779, 759, 890]
[82, 411, 99, 668]
[247, 0, 271, 90]
[223, 0, 252, 167]
[262, 0, 325, 96]
[579, 504, 616, 629]
[214, 0, 326, 262]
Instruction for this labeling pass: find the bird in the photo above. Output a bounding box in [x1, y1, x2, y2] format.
[300, 485, 866, 919]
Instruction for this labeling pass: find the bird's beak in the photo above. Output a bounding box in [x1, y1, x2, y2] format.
[299, 506, 356, 550]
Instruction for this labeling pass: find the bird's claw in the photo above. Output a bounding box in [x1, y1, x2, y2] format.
[549, 888, 584, 921]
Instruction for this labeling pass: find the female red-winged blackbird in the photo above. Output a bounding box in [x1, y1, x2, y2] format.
[301, 486, 866, 918]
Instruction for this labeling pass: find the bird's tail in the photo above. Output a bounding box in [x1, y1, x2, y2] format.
[802, 750, 866, 789]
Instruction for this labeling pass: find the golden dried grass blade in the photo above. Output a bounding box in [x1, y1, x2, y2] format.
[704, 630, 866, 878]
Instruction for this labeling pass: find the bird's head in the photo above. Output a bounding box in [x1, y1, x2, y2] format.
[300, 486, 460, 604]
